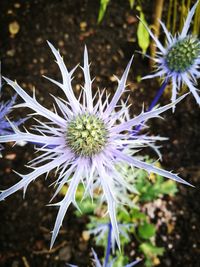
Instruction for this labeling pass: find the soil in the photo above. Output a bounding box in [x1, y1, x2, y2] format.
[0, 0, 199, 267]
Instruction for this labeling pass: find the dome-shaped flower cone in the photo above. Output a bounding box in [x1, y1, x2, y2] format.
[142, 1, 200, 111]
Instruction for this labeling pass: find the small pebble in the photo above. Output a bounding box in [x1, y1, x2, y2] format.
[82, 230, 90, 241]
[5, 153, 16, 160]
[80, 21, 87, 31]
[14, 3, 21, 8]
[9, 21, 20, 35]
[168, 243, 173, 249]
[6, 49, 15, 57]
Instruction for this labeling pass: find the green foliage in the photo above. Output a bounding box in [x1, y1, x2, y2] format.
[138, 222, 156, 239]
[193, 0, 200, 35]
[140, 243, 164, 267]
[97, 0, 136, 23]
[113, 251, 130, 267]
[75, 198, 96, 215]
[136, 5, 150, 54]
[98, 0, 110, 24]
[129, 0, 135, 9]
[118, 207, 147, 222]
[167, 0, 200, 36]
[60, 184, 98, 216]
[60, 157, 178, 266]
[135, 168, 178, 202]
[87, 216, 131, 249]
[75, 185, 99, 216]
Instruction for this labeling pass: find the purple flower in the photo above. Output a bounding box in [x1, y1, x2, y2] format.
[0, 62, 25, 155]
[0, 42, 191, 248]
[67, 249, 141, 267]
[0, 94, 17, 135]
[143, 1, 200, 111]
[91, 249, 141, 267]
[88, 222, 131, 253]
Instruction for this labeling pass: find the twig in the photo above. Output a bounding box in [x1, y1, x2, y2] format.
[33, 240, 67, 255]
[22, 256, 30, 267]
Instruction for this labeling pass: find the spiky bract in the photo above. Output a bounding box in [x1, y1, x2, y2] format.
[0, 42, 191, 250]
[143, 1, 200, 109]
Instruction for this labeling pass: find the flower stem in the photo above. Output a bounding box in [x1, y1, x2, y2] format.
[148, 78, 168, 111]
[133, 78, 168, 134]
[104, 222, 112, 267]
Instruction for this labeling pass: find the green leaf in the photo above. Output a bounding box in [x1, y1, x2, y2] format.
[75, 199, 95, 216]
[138, 222, 156, 239]
[140, 242, 164, 257]
[117, 209, 132, 222]
[144, 258, 153, 267]
[98, 0, 110, 24]
[129, 0, 135, 9]
[130, 208, 147, 221]
[160, 180, 178, 195]
[113, 252, 129, 267]
[60, 184, 68, 196]
[135, 161, 178, 202]
[136, 6, 150, 54]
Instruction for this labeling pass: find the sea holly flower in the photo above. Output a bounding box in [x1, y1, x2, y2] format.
[0, 62, 25, 155]
[67, 249, 141, 267]
[0, 42, 191, 249]
[143, 1, 200, 110]
[67, 222, 141, 266]
[88, 222, 131, 253]
[0, 95, 17, 135]
[90, 249, 141, 267]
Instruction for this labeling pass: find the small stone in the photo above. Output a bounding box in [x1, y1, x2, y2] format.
[9, 21, 20, 35]
[82, 230, 90, 241]
[14, 3, 21, 8]
[80, 21, 87, 31]
[39, 57, 44, 63]
[7, 9, 13, 15]
[168, 243, 173, 249]
[109, 75, 117, 82]
[40, 69, 47, 75]
[58, 40, 64, 47]
[7, 49, 15, 57]
[36, 37, 43, 45]
[75, 84, 81, 91]
[64, 33, 69, 40]
[5, 153, 16, 160]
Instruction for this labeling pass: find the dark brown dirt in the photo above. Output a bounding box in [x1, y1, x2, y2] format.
[0, 0, 199, 266]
